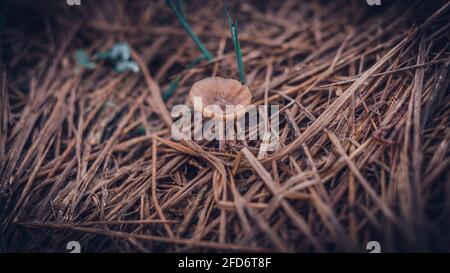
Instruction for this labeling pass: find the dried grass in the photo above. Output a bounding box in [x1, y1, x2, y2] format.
[0, 0, 449, 252]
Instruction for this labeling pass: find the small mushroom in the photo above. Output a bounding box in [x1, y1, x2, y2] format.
[189, 77, 252, 150]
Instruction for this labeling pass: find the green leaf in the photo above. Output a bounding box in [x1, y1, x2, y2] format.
[90, 42, 139, 73]
[114, 60, 139, 73]
[95, 42, 132, 61]
[75, 49, 96, 69]
[109, 42, 132, 60]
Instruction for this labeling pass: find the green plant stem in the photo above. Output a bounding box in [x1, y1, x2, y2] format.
[231, 22, 245, 84]
[223, 0, 246, 84]
[165, 0, 213, 61]
[174, 0, 185, 19]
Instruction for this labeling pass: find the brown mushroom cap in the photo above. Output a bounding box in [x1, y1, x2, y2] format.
[189, 77, 252, 120]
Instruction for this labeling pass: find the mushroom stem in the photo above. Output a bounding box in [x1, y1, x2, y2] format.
[219, 139, 225, 151]
[218, 120, 226, 151]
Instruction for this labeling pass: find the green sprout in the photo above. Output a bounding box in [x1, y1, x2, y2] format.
[223, 0, 246, 84]
[75, 49, 96, 69]
[165, 0, 213, 61]
[95, 42, 139, 73]
[75, 43, 139, 73]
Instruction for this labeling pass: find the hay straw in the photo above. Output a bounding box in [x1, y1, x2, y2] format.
[0, 0, 449, 252]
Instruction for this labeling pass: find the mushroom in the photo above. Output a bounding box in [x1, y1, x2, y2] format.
[189, 77, 252, 150]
